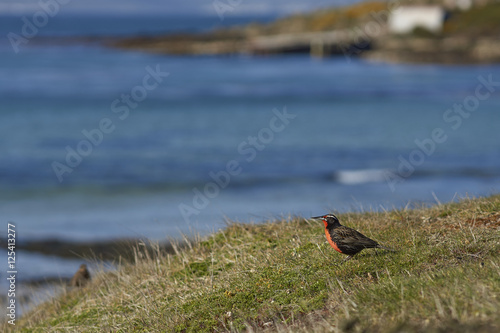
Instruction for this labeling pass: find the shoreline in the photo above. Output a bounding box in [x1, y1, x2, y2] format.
[11, 2, 500, 64]
[0, 237, 183, 261]
[104, 1, 500, 64]
[0, 237, 190, 321]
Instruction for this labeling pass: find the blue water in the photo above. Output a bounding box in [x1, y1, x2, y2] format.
[0, 12, 499, 291]
[0, 0, 360, 17]
[0, 13, 277, 37]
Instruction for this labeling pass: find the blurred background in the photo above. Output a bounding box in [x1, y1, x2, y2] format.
[0, 0, 499, 302]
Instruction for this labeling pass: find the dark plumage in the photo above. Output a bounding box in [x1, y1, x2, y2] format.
[312, 214, 394, 260]
[70, 264, 91, 287]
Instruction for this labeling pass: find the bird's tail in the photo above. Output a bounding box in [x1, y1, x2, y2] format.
[377, 244, 397, 252]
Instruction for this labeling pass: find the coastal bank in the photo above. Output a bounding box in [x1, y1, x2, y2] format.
[109, 1, 500, 64]
[10, 195, 500, 332]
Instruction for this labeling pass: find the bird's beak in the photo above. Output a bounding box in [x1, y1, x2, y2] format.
[311, 216, 324, 219]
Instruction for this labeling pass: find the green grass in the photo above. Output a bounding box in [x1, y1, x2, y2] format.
[237, 1, 388, 35]
[10, 195, 500, 332]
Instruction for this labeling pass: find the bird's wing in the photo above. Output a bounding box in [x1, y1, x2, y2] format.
[337, 227, 379, 248]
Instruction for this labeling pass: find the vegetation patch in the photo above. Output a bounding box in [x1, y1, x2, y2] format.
[9, 195, 500, 332]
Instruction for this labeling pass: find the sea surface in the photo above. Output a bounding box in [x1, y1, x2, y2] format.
[0, 12, 499, 297]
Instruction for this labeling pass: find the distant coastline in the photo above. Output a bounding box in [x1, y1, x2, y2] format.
[105, 1, 500, 64]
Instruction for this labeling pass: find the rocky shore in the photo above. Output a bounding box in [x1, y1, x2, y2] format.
[108, 1, 500, 64]
[365, 36, 500, 64]
[0, 237, 184, 262]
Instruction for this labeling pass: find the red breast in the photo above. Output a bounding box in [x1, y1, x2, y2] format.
[324, 225, 343, 253]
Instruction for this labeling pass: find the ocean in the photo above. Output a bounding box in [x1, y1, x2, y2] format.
[0, 11, 499, 299]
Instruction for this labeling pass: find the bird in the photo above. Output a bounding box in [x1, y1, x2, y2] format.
[312, 214, 394, 260]
[70, 264, 91, 287]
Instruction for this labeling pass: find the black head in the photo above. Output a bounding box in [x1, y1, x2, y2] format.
[311, 214, 341, 227]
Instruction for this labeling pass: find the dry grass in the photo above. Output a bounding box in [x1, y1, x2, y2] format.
[443, 3, 500, 37]
[246, 1, 388, 35]
[9, 195, 500, 332]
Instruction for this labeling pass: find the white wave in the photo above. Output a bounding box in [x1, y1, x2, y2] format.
[334, 169, 388, 185]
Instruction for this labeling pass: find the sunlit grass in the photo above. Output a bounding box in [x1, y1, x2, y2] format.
[10, 195, 500, 332]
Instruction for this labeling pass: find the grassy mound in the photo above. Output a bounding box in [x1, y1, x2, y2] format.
[12, 195, 500, 332]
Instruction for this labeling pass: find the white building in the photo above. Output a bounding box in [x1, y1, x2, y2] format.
[388, 6, 446, 34]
